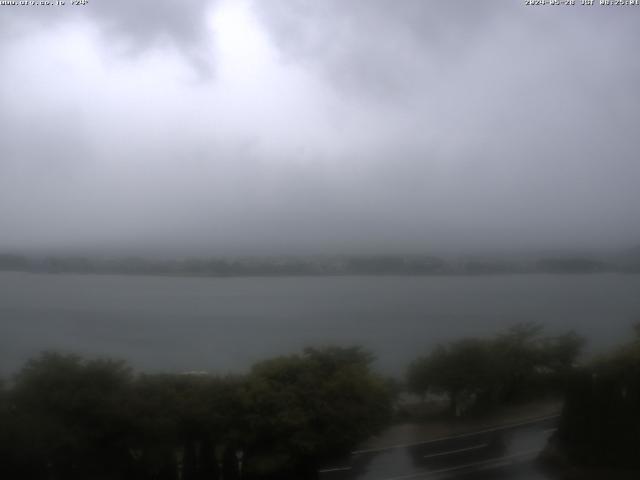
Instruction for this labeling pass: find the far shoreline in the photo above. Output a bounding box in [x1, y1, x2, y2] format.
[2, 252, 638, 278]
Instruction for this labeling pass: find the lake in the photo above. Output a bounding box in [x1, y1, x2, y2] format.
[1, 272, 639, 376]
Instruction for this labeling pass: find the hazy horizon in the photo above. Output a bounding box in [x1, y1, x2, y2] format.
[2, 243, 638, 261]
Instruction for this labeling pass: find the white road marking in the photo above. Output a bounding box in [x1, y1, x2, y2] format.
[318, 466, 352, 473]
[381, 449, 540, 480]
[423, 443, 488, 459]
[351, 413, 560, 455]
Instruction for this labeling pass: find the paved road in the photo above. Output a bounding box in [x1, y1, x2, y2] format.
[319, 415, 559, 480]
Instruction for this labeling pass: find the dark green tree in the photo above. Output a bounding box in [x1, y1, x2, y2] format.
[556, 324, 640, 469]
[240, 346, 392, 478]
[408, 339, 496, 415]
[407, 323, 585, 416]
[9, 352, 134, 480]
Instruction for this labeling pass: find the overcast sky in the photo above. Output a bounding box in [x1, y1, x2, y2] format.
[1, 0, 639, 256]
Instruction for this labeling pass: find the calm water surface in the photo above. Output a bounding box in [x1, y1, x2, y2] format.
[1, 272, 639, 375]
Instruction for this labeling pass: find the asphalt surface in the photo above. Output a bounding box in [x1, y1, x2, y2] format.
[319, 415, 559, 480]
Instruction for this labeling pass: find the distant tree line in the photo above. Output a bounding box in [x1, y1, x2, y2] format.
[0, 347, 392, 480]
[1, 253, 639, 277]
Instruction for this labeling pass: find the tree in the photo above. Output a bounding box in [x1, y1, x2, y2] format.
[127, 373, 244, 480]
[406, 324, 585, 416]
[9, 352, 134, 480]
[1, 347, 394, 480]
[407, 339, 496, 415]
[406, 357, 431, 400]
[240, 346, 392, 478]
[556, 324, 640, 469]
[492, 322, 546, 401]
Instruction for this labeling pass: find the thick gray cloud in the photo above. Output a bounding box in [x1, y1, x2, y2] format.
[1, 0, 217, 72]
[1, 0, 639, 255]
[253, 1, 640, 249]
[88, 0, 211, 46]
[255, 1, 639, 99]
[254, 0, 507, 99]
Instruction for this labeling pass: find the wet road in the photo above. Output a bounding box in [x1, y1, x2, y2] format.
[319, 415, 559, 480]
